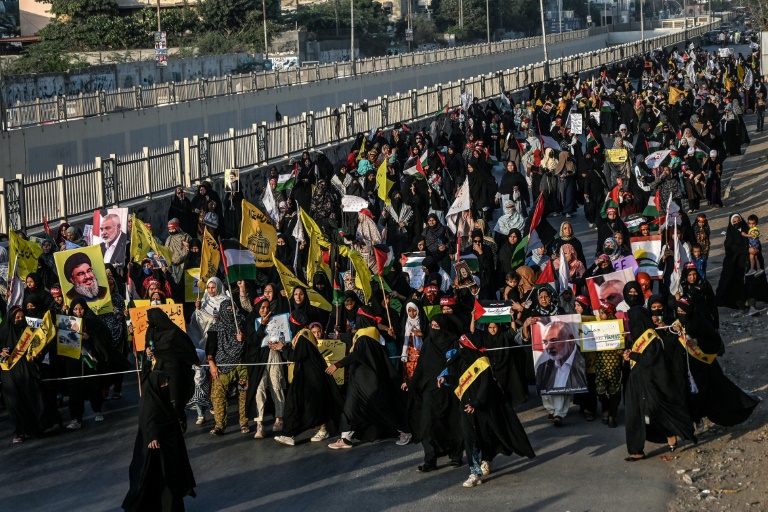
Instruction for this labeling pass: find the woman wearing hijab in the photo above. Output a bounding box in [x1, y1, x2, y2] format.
[593, 301, 623, 428]
[553, 243, 586, 287]
[497, 160, 530, 214]
[383, 188, 415, 257]
[493, 202, 525, 247]
[168, 186, 198, 237]
[0, 306, 54, 443]
[146, 308, 198, 431]
[309, 179, 339, 224]
[263, 283, 289, 315]
[326, 306, 411, 448]
[674, 297, 758, 428]
[205, 299, 249, 435]
[55, 222, 70, 247]
[333, 291, 362, 334]
[188, 277, 228, 348]
[469, 316, 527, 407]
[244, 297, 288, 440]
[122, 371, 196, 512]
[37, 240, 58, 290]
[408, 314, 465, 471]
[551, 222, 587, 267]
[448, 333, 535, 487]
[680, 262, 718, 328]
[622, 282, 696, 461]
[271, 310, 344, 446]
[716, 214, 751, 310]
[421, 214, 451, 264]
[467, 161, 494, 221]
[497, 229, 524, 279]
[64, 298, 131, 430]
[399, 302, 429, 382]
[290, 285, 326, 328]
[102, 276, 129, 401]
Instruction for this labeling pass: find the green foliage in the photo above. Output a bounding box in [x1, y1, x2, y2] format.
[39, 14, 148, 51]
[37, 0, 119, 18]
[7, 41, 88, 74]
[197, 0, 259, 35]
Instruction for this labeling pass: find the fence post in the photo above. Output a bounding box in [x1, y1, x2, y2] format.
[437, 85, 443, 111]
[198, 79, 205, 100]
[142, 147, 152, 197]
[226, 75, 233, 95]
[4, 175, 24, 231]
[229, 128, 237, 168]
[283, 116, 290, 158]
[104, 155, 118, 206]
[135, 87, 143, 109]
[169, 82, 176, 104]
[411, 90, 418, 119]
[306, 111, 315, 149]
[480, 76, 486, 98]
[252, 71, 258, 91]
[315, 64, 320, 82]
[174, 140, 183, 189]
[182, 138, 192, 187]
[95, 157, 105, 208]
[199, 135, 210, 179]
[345, 104, 354, 138]
[381, 96, 389, 127]
[35, 98, 42, 125]
[257, 122, 268, 163]
[98, 90, 107, 115]
[57, 96, 67, 122]
[55, 165, 67, 223]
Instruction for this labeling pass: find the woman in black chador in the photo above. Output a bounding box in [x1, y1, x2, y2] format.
[123, 371, 196, 512]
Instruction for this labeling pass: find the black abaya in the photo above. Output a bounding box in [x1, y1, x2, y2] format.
[716, 218, 749, 308]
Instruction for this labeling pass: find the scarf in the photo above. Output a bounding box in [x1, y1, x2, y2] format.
[201, 277, 227, 317]
[494, 202, 525, 234]
[402, 302, 424, 352]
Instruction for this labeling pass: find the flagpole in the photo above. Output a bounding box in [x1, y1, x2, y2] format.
[133, 342, 143, 397]
[378, 274, 393, 328]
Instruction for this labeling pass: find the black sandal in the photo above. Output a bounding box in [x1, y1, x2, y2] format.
[668, 442, 678, 452]
[624, 453, 646, 462]
[417, 463, 436, 473]
[210, 428, 224, 436]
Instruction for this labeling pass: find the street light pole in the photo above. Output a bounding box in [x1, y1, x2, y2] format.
[641, 0, 645, 47]
[156, 0, 161, 32]
[486, 0, 491, 45]
[683, 0, 687, 41]
[539, 0, 549, 65]
[0, 45, 6, 132]
[263, 0, 269, 58]
[351, 0, 356, 75]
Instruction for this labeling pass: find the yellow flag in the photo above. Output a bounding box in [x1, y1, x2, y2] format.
[338, 245, 372, 304]
[241, 199, 278, 268]
[184, 268, 201, 302]
[9, 230, 42, 280]
[376, 160, 392, 206]
[0, 327, 36, 371]
[130, 214, 173, 264]
[272, 254, 332, 312]
[28, 311, 56, 360]
[668, 87, 684, 105]
[298, 207, 330, 286]
[356, 137, 367, 162]
[199, 227, 220, 284]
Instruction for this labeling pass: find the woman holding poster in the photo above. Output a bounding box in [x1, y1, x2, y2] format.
[594, 301, 623, 428]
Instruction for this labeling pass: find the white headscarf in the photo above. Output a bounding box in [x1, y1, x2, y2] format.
[401, 302, 424, 354]
[201, 277, 227, 316]
[494, 201, 525, 235]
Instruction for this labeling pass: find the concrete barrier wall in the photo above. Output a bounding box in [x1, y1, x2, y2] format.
[0, 30, 677, 178]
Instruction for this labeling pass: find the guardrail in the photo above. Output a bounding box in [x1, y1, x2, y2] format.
[1, 28, 608, 130]
[0, 22, 716, 234]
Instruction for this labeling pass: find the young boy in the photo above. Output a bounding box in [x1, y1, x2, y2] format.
[691, 243, 707, 279]
[744, 214, 763, 276]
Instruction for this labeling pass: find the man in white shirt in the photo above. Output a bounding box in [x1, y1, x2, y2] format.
[100, 213, 127, 265]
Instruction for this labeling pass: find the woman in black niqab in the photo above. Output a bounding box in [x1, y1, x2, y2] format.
[716, 214, 749, 308]
[146, 308, 198, 431]
[122, 371, 196, 512]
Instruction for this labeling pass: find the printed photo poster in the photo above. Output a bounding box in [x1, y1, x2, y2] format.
[317, 338, 347, 385]
[57, 315, 83, 359]
[256, 313, 292, 347]
[453, 260, 475, 288]
[586, 268, 635, 314]
[630, 235, 663, 278]
[530, 314, 587, 395]
[185, 268, 202, 302]
[580, 319, 625, 351]
[225, 169, 240, 191]
[54, 244, 114, 315]
[25, 317, 43, 329]
[129, 303, 186, 351]
[93, 208, 129, 265]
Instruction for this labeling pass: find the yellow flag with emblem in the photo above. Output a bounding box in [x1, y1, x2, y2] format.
[338, 245, 372, 304]
[376, 160, 392, 206]
[668, 87, 684, 105]
[198, 228, 220, 284]
[240, 199, 278, 267]
[130, 214, 173, 264]
[298, 207, 330, 286]
[27, 310, 56, 360]
[9, 230, 42, 280]
[272, 254, 332, 311]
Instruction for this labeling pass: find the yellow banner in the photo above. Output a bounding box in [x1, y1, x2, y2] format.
[318, 338, 346, 385]
[376, 159, 392, 206]
[454, 356, 491, 399]
[605, 149, 628, 163]
[273, 254, 332, 312]
[128, 303, 186, 351]
[56, 314, 83, 360]
[299, 207, 330, 286]
[9, 230, 43, 280]
[185, 268, 202, 302]
[28, 310, 56, 360]
[0, 327, 36, 370]
[338, 245, 372, 304]
[299, 207, 330, 248]
[199, 227, 220, 284]
[674, 321, 717, 364]
[629, 328, 659, 368]
[668, 86, 684, 105]
[130, 214, 173, 264]
[241, 198, 278, 267]
[53, 244, 114, 316]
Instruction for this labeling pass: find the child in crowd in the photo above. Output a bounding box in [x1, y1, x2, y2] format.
[691, 244, 707, 279]
[188, 349, 213, 425]
[745, 214, 763, 276]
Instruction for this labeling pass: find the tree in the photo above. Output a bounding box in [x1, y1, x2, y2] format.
[197, 0, 260, 35]
[7, 41, 88, 74]
[37, 0, 119, 18]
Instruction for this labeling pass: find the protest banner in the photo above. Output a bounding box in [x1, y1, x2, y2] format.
[580, 319, 625, 351]
[531, 314, 587, 395]
[317, 338, 347, 385]
[129, 303, 186, 351]
[256, 313, 292, 346]
[54, 244, 114, 315]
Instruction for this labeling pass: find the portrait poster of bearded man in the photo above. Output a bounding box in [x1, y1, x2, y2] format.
[54, 244, 114, 315]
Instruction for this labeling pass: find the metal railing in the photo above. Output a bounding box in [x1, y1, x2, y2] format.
[0, 22, 716, 234]
[2, 28, 608, 130]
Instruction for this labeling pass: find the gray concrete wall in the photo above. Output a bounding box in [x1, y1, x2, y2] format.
[0, 29, 690, 178]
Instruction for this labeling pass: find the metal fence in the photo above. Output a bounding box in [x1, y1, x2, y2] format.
[3, 28, 609, 130]
[0, 22, 716, 234]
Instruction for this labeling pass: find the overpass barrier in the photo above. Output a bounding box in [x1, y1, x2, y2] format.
[0, 22, 716, 234]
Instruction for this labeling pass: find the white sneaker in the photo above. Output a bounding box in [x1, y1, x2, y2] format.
[66, 419, 82, 430]
[462, 474, 483, 488]
[396, 432, 413, 446]
[756, 269, 765, 277]
[196, 416, 205, 425]
[746, 269, 756, 276]
[311, 429, 329, 442]
[328, 438, 353, 449]
[588, 223, 594, 228]
[94, 414, 104, 422]
[748, 306, 759, 316]
[480, 460, 491, 476]
[274, 435, 295, 446]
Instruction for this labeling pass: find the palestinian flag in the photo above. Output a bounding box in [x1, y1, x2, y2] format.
[587, 128, 601, 154]
[373, 244, 395, 276]
[404, 150, 428, 178]
[642, 191, 661, 218]
[276, 167, 296, 191]
[526, 194, 557, 251]
[600, 185, 621, 219]
[536, 260, 556, 285]
[401, 252, 426, 268]
[333, 278, 344, 305]
[219, 239, 257, 284]
[510, 235, 529, 268]
[473, 300, 513, 324]
[434, 104, 450, 117]
[693, 140, 711, 160]
[460, 253, 480, 272]
[600, 99, 613, 113]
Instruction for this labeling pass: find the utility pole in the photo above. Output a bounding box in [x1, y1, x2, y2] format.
[0, 44, 6, 132]
[335, 0, 340, 36]
[459, 0, 464, 29]
[351, 0, 356, 75]
[540, 0, 549, 64]
[559, 0, 563, 35]
[408, 0, 412, 52]
[263, 0, 269, 58]
[156, 0, 161, 31]
[486, 0, 491, 45]
[641, 0, 645, 46]
[683, 0, 687, 41]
